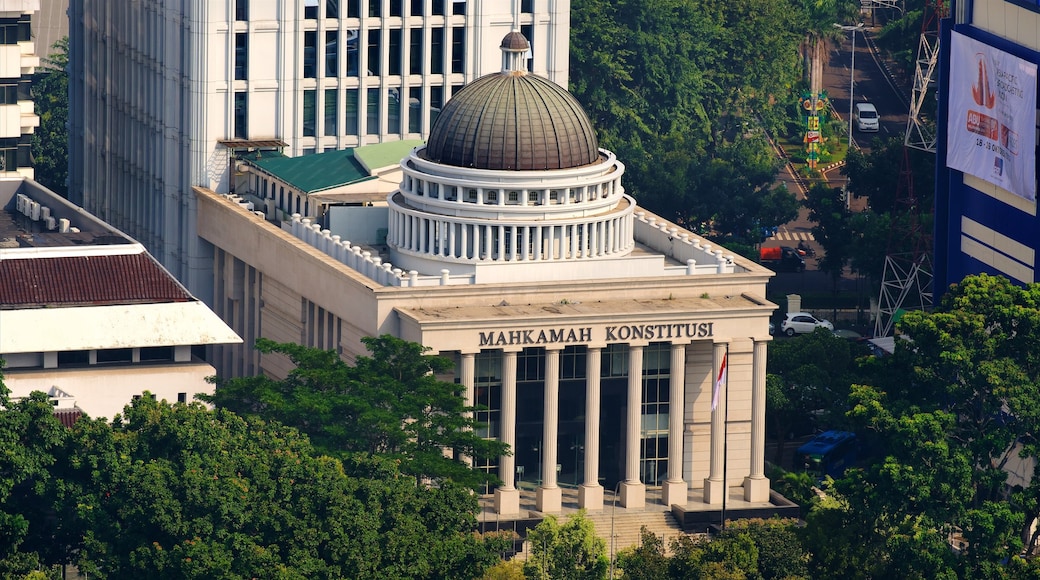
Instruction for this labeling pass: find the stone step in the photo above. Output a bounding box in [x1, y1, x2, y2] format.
[583, 509, 686, 555]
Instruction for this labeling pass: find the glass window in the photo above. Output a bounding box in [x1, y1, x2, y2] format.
[346, 0, 359, 17]
[234, 91, 248, 139]
[324, 88, 338, 136]
[408, 87, 421, 133]
[389, 28, 402, 76]
[97, 348, 133, 364]
[325, 31, 338, 77]
[368, 0, 381, 17]
[432, 0, 445, 15]
[346, 30, 359, 76]
[0, 21, 17, 45]
[0, 84, 16, 105]
[326, 0, 339, 18]
[345, 88, 358, 135]
[521, 24, 534, 71]
[430, 28, 444, 75]
[304, 31, 317, 78]
[304, 0, 319, 19]
[235, 33, 248, 80]
[411, 0, 423, 16]
[0, 138, 18, 171]
[141, 346, 174, 362]
[390, 0, 403, 17]
[409, 28, 422, 75]
[235, 0, 248, 21]
[366, 87, 380, 135]
[367, 29, 381, 75]
[430, 85, 443, 126]
[303, 89, 316, 136]
[451, 27, 464, 74]
[522, 0, 533, 12]
[388, 88, 401, 134]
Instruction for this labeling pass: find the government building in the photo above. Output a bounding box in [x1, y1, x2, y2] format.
[199, 32, 780, 517]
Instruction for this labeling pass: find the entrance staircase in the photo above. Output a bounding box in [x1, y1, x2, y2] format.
[583, 508, 687, 555]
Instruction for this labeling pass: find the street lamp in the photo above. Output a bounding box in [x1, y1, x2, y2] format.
[833, 23, 865, 154]
[834, 22, 864, 211]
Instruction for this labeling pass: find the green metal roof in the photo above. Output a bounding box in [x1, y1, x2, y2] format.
[353, 139, 424, 173]
[242, 140, 423, 194]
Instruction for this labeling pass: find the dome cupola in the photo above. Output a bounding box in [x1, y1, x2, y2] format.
[422, 32, 599, 171]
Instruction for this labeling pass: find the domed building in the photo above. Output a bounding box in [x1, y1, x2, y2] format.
[387, 32, 633, 278]
[199, 32, 790, 529]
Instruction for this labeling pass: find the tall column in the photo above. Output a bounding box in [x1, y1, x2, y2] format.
[744, 339, 771, 501]
[495, 351, 520, 515]
[579, 347, 603, 510]
[460, 353, 475, 467]
[537, 348, 563, 513]
[703, 342, 728, 504]
[620, 345, 645, 508]
[662, 343, 688, 506]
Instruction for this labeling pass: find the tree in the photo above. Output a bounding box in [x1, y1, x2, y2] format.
[205, 335, 509, 490]
[31, 37, 68, 198]
[49, 395, 507, 579]
[0, 374, 66, 578]
[522, 510, 608, 580]
[615, 527, 669, 580]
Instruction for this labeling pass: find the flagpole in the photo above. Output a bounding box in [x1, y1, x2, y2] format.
[721, 344, 729, 531]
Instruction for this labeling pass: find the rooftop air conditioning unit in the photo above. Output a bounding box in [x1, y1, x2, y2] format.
[15, 194, 26, 213]
[45, 216, 56, 230]
[40, 206, 51, 221]
[58, 218, 70, 233]
[29, 202, 40, 221]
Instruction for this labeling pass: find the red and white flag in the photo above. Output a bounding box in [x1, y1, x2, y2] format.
[712, 353, 727, 411]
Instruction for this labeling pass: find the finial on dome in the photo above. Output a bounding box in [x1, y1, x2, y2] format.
[500, 31, 530, 75]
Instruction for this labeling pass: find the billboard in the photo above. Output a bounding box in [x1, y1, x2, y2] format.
[946, 31, 1037, 202]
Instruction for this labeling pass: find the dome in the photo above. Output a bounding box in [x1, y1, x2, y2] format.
[422, 33, 599, 171]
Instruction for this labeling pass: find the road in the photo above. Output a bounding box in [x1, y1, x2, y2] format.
[763, 26, 910, 315]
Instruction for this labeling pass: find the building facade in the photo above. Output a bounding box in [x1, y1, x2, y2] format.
[0, 178, 241, 420]
[0, 0, 39, 179]
[67, 0, 570, 299]
[934, 0, 1040, 292]
[199, 34, 777, 515]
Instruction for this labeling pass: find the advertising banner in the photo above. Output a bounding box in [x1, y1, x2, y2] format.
[947, 31, 1037, 202]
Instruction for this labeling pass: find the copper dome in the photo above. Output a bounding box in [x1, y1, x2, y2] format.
[422, 34, 599, 171]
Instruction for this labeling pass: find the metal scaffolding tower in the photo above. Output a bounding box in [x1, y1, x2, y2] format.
[874, 0, 947, 338]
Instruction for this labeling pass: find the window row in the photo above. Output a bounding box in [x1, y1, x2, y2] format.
[235, 26, 465, 80]
[402, 180, 618, 206]
[236, 0, 469, 21]
[234, 87, 451, 139]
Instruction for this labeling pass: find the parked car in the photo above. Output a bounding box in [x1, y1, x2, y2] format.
[854, 102, 879, 132]
[780, 312, 834, 336]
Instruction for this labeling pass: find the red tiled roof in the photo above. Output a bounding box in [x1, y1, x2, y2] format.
[0, 253, 193, 308]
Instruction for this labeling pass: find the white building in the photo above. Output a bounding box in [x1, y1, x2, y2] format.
[200, 34, 788, 524]
[67, 0, 571, 300]
[0, 178, 241, 420]
[0, 0, 39, 179]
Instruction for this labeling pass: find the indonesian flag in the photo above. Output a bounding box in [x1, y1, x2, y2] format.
[712, 353, 727, 411]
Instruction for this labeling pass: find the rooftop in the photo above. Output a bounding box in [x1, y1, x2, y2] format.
[242, 140, 423, 195]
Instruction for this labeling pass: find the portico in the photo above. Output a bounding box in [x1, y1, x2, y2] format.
[397, 298, 772, 515]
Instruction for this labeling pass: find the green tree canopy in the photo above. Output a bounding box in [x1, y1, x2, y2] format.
[204, 335, 508, 490]
[31, 37, 68, 198]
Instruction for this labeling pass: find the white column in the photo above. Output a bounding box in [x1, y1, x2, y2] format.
[460, 353, 475, 466]
[461, 223, 469, 259]
[662, 343, 688, 506]
[579, 346, 604, 510]
[495, 350, 520, 515]
[483, 225, 492, 260]
[534, 226, 543, 260]
[497, 224, 505, 260]
[448, 221, 456, 258]
[703, 342, 728, 504]
[744, 339, 771, 501]
[537, 348, 563, 513]
[620, 345, 645, 508]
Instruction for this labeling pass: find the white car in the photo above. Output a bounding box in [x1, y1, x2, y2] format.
[780, 312, 834, 336]
[854, 102, 879, 132]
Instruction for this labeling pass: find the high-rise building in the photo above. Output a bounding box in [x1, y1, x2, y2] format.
[934, 1, 1040, 292]
[67, 0, 571, 299]
[0, 0, 39, 179]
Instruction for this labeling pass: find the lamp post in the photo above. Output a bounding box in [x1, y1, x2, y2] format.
[833, 23, 865, 153]
[834, 22, 864, 211]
